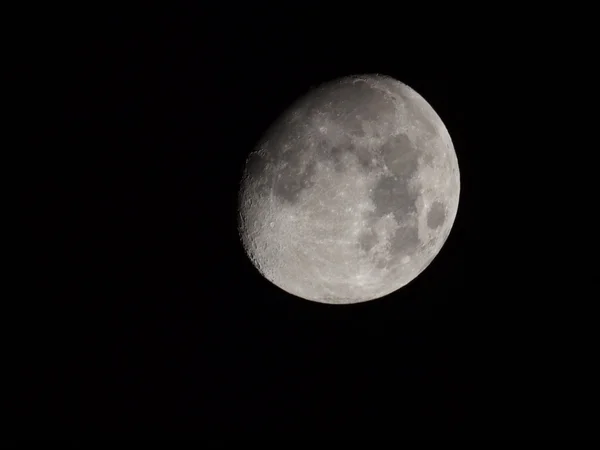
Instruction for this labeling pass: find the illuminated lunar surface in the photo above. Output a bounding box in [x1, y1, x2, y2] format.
[238, 74, 460, 304]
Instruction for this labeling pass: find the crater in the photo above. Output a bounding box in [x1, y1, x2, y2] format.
[427, 201, 446, 229]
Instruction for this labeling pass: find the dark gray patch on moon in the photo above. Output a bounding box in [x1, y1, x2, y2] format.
[318, 139, 377, 173]
[390, 224, 420, 263]
[358, 230, 378, 253]
[381, 134, 419, 179]
[314, 136, 332, 156]
[420, 151, 434, 166]
[368, 133, 421, 222]
[371, 174, 418, 218]
[329, 144, 349, 172]
[244, 150, 267, 174]
[328, 139, 378, 171]
[427, 201, 446, 229]
[341, 113, 366, 137]
[354, 144, 378, 169]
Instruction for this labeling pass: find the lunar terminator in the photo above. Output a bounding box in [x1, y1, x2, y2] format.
[238, 74, 460, 304]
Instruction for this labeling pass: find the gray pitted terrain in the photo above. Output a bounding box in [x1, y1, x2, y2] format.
[239, 74, 460, 304]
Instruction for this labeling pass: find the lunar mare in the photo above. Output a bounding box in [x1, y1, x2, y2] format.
[238, 74, 460, 304]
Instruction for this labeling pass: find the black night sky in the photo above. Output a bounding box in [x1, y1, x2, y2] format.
[23, 5, 598, 441]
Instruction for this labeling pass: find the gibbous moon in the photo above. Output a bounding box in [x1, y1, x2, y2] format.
[238, 74, 460, 304]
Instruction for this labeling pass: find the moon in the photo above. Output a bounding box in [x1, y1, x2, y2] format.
[238, 74, 460, 304]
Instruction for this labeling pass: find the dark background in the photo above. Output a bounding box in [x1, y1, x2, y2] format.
[22, 6, 597, 440]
